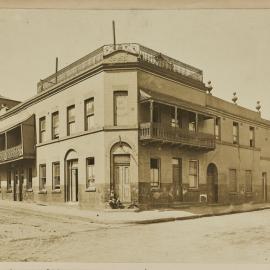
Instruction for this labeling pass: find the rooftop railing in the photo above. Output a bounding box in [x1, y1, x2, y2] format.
[37, 43, 203, 92]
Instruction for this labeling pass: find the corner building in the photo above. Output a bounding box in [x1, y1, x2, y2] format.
[0, 43, 269, 209]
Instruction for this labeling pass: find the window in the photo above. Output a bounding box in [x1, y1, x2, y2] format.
[245, 170, 252, 192]
[170, 107, 181, 128]
[85, 98, 94, 130]
[150, 158, 160, 188]
[215, 118, 221, 140]
[189, 160, 199, 188]
[26, 168, 32, 190]
[7, 171, 11, 191]
[39, 117, 46, 143]
[67, 105, 75, 136]
[249, 126, 255, 147]
[39, 164, 46, 190]
[153, 103, 161, 123]
[114, 91, 128, 126]
[86, 157, 95, 189]
[52, 162, 60, 190]
[188, 113, 197, 132]
[229, 169, 237, 192]
[233, 122, 239, 144]
[52, 111, 59, 139]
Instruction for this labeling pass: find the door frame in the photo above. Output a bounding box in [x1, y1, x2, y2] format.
[172, 157, 183, 201]
[263, 172, 268, 202]
[66, 159, 79, 202]
[113, 154, 131, 203]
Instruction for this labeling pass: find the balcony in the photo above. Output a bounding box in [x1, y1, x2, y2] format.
[140, 122, 216, 150]
[0, 115, 36, 164]
[0, 145, 23, 162]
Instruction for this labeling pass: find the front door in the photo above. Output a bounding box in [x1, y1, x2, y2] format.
[207, 163, 218, 203]
[67, 160, 78, 202]
[263, 172, 267, 202]
[172, 158, 182, 201]
[113, 155, 131, 203]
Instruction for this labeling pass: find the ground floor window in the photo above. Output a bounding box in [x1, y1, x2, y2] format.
[39, 164, 46, 190]
[189, 160, 199, 188]
[245, 170, 252, 192]
[150, 158, 160, 188]
[86, 157, 95, 189]
[52, 162, 60, 190]
[26, 168, 32, 190]
[229, 169, 237, 192]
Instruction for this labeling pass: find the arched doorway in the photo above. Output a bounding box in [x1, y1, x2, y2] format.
[65, 149, 78, 202]
[110, 142, 133, 203]
[207, 163, 218, 203]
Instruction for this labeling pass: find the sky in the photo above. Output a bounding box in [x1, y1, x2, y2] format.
[0, 9, 270, 118]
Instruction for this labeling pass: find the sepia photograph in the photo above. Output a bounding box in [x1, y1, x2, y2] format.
[0, 1, 270, 269]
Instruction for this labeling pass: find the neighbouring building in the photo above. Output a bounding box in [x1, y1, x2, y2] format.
[0, 43, 269, 209]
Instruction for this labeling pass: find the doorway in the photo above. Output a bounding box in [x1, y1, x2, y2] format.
[263, 172, 267, 202]
[13, 169, 24, 202]
[207, 163, 218, 203]
[172, 158, 183, 201]
[66, 159, 78, 202]
[113, 154, 131, 203]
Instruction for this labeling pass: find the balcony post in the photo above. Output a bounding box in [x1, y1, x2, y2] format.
[174, 106, 178, 127]
[195, 113, 198, 133]
[214, 117, 216, 138]
[150, 100, 154, 137]
[5, 132, 7, 150]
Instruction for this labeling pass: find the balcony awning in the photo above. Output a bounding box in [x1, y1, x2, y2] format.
[0, 114, 35, 134]
[139, 89, 215, 118]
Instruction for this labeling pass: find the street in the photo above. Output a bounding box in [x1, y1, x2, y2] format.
[0, 206, 270, 263]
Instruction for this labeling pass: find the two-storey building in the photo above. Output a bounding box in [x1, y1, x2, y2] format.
[0, 43, 269, 209]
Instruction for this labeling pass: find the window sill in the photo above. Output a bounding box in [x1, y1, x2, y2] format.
[6, 189, 12, 193]
[38, 190, 47, 194]
[52, 189, 61, 194]
[188, 187, 199, 191]
[85, 187, 96, 192]
[26, 189, 33, 192]
[150, 187, 161, 192]
[229, 192, 239, 195]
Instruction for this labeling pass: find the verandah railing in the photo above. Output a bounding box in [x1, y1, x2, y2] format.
[0, 144, 23, 162]
[139, 122, 215, 149]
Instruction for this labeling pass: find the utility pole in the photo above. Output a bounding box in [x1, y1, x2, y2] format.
[112, 20, 116, 49]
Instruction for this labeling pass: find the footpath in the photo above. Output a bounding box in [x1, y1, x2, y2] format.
[0, 199, 270, 225]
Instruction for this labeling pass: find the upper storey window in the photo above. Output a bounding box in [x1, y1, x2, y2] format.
[85, 98, 94, 131]
[233, 122, 239, 145]
[52, 111, 59, 139]
[67, 105, 75, 136]
[39, 117, 46, 143]
[215, 118, 221, 140]
[249, 126, 255, 147]
[114, 91, 128, 126]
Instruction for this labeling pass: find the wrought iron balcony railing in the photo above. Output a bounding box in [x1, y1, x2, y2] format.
[0, 144, 23, 162]
[139, 122, 215, 150]
[38, 43, 203, 92]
